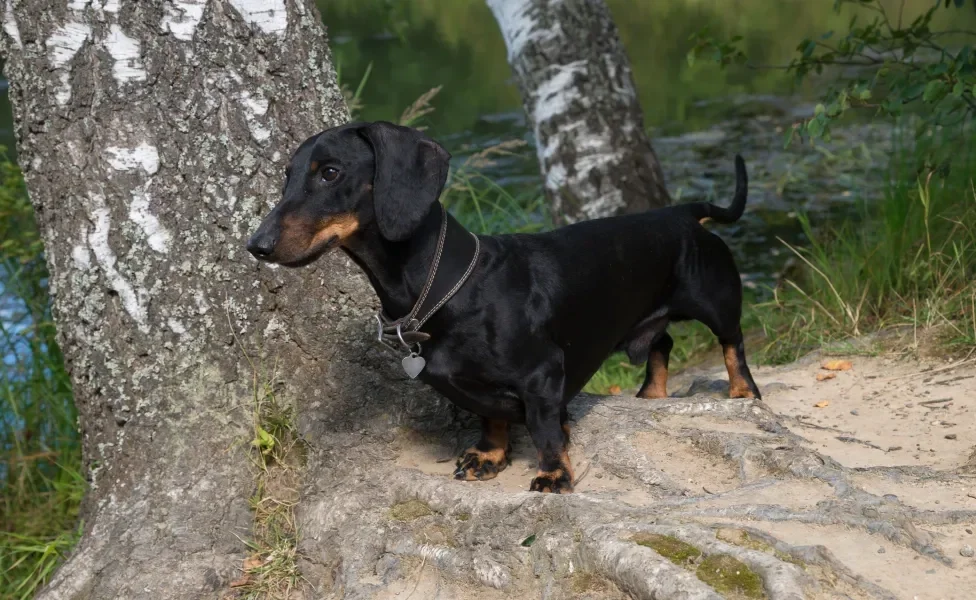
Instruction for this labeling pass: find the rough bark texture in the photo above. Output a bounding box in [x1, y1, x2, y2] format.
[0, 1, 443, 597]
[486, 0, 670, 223]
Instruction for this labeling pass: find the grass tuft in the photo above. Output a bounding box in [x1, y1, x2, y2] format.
[228, 314, 308, 599]
[757, 133, 976, 364]
[1, 149, 84, 600]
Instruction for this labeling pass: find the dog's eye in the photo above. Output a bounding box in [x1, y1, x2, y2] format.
[321, 167, 340, 182]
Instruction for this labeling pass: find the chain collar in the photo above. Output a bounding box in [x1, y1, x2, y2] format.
[375, 204, 481, 363]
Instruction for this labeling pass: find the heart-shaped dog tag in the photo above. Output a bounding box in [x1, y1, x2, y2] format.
[401, 353, 426, 379]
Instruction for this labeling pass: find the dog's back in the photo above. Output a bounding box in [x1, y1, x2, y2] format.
[479, 156, 752, 397]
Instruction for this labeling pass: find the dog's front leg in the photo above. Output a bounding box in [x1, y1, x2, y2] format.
[454, 418, 511, 481]
[522, 356, 574, 494]
[526, 403, 574, 493]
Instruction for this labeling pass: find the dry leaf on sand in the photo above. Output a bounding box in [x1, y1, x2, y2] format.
[814, 400, 830, 408]
[822, 360, 853, 371]
[608, 385, 622, 395]
[816, 372, 837, 382]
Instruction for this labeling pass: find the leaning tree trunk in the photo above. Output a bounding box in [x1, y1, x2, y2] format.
[0, 1, 428, 597]
[486, 0, 670, 223]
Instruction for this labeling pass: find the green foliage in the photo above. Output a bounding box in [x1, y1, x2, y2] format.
[0, 150, 83, 599]
[0, 155, 42, 266]
[758, 133, 976, 363]
[442, 150, 552, 236]
[689, 0, 976, 163]
[325, 0, 958, 135]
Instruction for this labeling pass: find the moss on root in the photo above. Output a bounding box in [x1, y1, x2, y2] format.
[390, 500, 433, 521]
[696, 554, 766, 599]
[415, 523, 457, 548]
[716, 528, 772, 552]
[716, 528, 803, 566]
[571, 571, 614, 594]
[632, 533, 702, 566]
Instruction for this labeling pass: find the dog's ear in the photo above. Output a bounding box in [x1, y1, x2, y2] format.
[359, 121, 451, 242]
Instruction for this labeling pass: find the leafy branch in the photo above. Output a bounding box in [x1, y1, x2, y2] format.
[688, 0, 976, 163]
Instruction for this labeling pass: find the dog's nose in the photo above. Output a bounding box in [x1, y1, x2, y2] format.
[246, 233, 276, 258]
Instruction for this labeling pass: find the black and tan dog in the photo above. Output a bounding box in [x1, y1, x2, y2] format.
[247, 121, 760, 494]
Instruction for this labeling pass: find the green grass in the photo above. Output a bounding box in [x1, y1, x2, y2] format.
[0, 152, 84, 600]
[757, 131, 976, 364]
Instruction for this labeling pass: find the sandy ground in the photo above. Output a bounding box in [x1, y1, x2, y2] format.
[395, 352, 976, 599]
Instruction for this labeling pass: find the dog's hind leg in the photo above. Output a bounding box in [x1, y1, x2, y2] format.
[698, 302, 761, 399]
[720, 328, 761, 400]
[454, 418, 511, 481]
[636, 332, 673, 399]
[677, 245, 762, 400]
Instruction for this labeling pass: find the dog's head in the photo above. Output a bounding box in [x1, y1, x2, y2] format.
[246, 121, 451, 267]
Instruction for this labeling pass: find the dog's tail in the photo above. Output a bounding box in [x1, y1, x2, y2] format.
[684, 155, 748, 224]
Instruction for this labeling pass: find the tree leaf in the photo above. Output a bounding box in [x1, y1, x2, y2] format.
[800, 39, 816, 59]
[923, 79, 948, 103]
[806, 116, 826, 138]
[783, 125, 797, 149]
[521, 534, 537, 547]
[900, 82, 926, 101]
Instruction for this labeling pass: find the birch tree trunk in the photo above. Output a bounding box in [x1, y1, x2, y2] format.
[0, 1, 429, 597]
[486, 0, 671, 223]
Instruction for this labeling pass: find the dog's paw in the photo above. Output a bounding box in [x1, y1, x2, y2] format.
[453, 448, 508, 481]
[529, 469, 574, 494]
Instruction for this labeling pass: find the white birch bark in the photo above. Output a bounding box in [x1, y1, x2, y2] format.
[487, 0, 670, 223]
